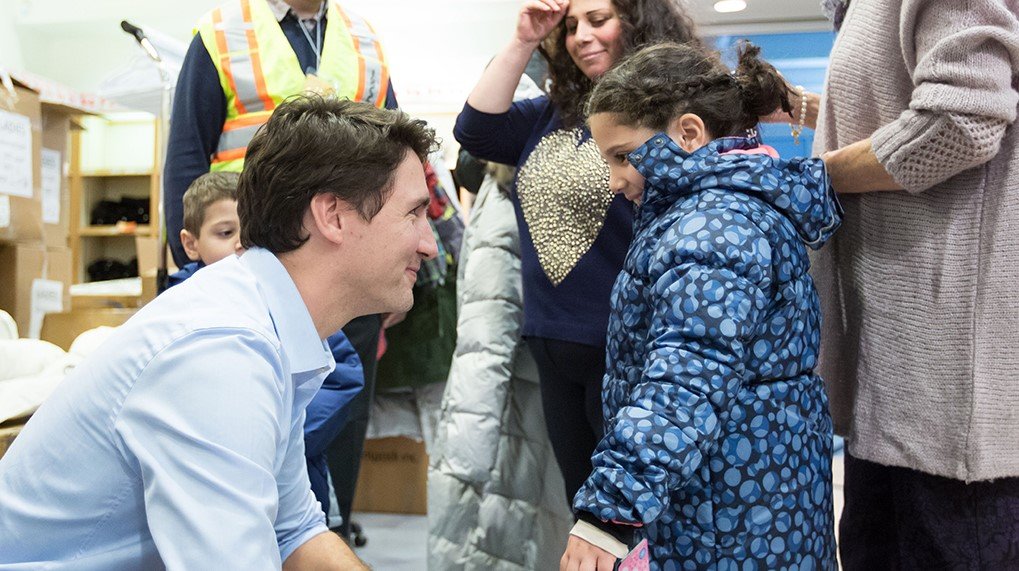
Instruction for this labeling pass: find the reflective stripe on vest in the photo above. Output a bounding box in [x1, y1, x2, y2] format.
[197, 0, 388, 171]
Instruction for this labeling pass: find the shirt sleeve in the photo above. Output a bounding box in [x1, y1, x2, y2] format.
[871, 0, 1019, 193]
[112, 328, 319, 570]
[164, 34, 227, 268]
[275, 408, 330, 563]
[453, 98, 547, 166]
[573, 208, 770, 526]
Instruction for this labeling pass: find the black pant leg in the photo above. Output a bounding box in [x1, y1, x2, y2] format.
[893, 462, 1019, 570]
[526, 337, 606, 508]
[325, 314, 381, 537]
[839, 452, 901, 571]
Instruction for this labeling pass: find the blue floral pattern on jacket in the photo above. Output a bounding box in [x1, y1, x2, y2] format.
[573, 134, 842, 570]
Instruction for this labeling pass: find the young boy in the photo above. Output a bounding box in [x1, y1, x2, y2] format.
[166, 171, 365, 529]
[168, 172, 244, 286]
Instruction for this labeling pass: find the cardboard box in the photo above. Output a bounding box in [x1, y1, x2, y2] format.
[0, 243, 72, 337]
[40, 110, 74, 250]
[352, 437, 428, 515]
[40, 307, 135, 351]
[0, 81, 43, 244]
[0, 419, 27, 461]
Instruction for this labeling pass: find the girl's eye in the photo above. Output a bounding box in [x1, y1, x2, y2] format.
[590, 18, 606, 26]
[566, 23, 577, 34]
[615, 154, 628, 164]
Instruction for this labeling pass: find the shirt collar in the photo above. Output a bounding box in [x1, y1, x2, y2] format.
[239, 247, 333, 384]
[266, 0, 327, 23]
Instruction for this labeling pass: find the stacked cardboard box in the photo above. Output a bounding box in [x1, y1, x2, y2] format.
[352, 437, 429, 515]
[0, 76, 75, 338]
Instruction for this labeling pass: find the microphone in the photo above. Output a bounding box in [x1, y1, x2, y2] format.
[120, 20, 161, 63]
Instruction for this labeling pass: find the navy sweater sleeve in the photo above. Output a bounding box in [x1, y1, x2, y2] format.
[164, 35, 226, 268]
[453, 98, 547, 166]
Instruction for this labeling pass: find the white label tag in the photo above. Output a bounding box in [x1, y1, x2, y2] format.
[0, 194, 9, 228]
[0, 109, 32, 198]
[41, 148, 61, 224]
[29, 278, 64, 340]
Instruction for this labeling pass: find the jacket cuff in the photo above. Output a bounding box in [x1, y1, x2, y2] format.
[570, 518, 630, 559]
[575, 511, 635, 548]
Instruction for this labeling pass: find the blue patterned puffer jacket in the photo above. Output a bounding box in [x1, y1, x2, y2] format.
[573, 134, 842, 570]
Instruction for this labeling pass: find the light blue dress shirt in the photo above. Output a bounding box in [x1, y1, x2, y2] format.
[0, 248, 335, 570]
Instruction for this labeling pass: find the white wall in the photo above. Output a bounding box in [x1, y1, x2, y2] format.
[9, 0, 523, 158]
[0, 0, 24, 70]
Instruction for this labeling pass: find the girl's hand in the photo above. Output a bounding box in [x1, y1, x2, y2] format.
[560, 535, 618, 571]
[516, 0, 569, 47]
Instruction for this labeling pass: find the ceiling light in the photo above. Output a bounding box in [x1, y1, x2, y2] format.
[714, 0, 747, 13]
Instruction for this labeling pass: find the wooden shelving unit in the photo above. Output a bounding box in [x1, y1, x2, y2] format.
[69, 113, 160, 284]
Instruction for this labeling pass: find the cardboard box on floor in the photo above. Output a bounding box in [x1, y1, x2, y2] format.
[352, 437, 428, 515]
[0, 243, 72, 338]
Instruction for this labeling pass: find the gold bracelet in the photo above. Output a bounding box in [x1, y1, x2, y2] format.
[790, 85, 807, 145]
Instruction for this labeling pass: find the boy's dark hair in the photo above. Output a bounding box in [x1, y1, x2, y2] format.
[540, 0, 702, 129]
[586, 41, 791, 137]
[238, 95, 438, 254]
[182, 171, 240, 236]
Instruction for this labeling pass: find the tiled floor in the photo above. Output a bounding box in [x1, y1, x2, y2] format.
[352, 512, 428, 571]
[354, 452, 846, 570]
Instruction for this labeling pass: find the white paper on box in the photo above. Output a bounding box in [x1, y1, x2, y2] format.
[0, 195, 9, 228]
[28, 279, 64, 340]
[0, 110, 32, 198]
[41, 148, 61, 224]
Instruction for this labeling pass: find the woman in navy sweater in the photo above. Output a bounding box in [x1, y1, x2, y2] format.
[454, 0, 700, 506]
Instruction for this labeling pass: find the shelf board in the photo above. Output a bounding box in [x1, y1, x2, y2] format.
[78, 224, 152, 237]
[80, 169, 153, 178]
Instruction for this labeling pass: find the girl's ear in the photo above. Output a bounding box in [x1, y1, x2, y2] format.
[667, 113, 711, 153]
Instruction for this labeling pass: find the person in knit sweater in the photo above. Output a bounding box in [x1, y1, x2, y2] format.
[786, 0, 1019, 567]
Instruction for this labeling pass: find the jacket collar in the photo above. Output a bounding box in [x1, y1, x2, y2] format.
[629, 133, 842, 249]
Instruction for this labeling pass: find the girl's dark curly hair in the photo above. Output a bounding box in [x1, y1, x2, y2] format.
[538, 0, 702, 129]
[586, 41, 792, 137]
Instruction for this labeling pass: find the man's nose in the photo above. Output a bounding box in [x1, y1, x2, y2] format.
[419, 224, 439, 260]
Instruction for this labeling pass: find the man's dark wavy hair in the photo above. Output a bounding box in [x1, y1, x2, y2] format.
[238, 95, 437, 254]
[539, 0, 702, 129]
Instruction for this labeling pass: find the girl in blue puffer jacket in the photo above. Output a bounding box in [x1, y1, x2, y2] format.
[560, 42, 842, 571]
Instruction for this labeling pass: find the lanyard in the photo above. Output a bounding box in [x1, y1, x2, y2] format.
[297, 10, 323, 72]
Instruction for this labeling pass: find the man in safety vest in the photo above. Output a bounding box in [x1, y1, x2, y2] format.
[164, 0, 397, 543]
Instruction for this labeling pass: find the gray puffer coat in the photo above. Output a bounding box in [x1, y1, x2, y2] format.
[427, 173, 572, 570]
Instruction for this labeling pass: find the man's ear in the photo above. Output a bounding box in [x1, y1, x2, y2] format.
[667, 113, 711, 153]
[180, 229, 201, 262]
[308, 192, 353, 245]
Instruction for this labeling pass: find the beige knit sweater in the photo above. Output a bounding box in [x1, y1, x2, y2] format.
[813, 0, 1019, 481]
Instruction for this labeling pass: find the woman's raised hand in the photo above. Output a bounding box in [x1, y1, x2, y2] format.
[516, 0, 570, 46]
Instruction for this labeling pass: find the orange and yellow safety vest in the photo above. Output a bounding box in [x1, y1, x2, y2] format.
[196, 0, 389, 171]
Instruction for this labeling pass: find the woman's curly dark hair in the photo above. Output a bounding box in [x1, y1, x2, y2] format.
[538, 0, 702, 129]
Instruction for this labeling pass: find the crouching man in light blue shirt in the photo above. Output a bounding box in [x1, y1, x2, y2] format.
[0, 96, 438, 571]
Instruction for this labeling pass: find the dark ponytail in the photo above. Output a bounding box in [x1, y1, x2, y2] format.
[733, 42, 792, 125]
[587, 41, 791, 137]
